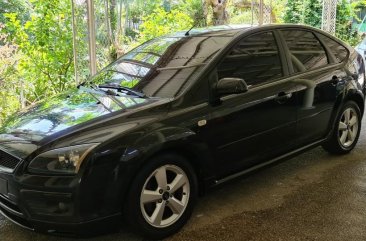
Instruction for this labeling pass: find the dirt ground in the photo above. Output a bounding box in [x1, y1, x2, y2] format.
[2, 118, 366, 241]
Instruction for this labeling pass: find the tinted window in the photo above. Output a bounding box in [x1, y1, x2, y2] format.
[281, 30, 328, 73]
[218, 31, 283, 86]
[317, 34, 348, 63]
[90, 34, 234, 98]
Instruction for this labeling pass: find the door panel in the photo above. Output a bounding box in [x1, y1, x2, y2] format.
[279, 29, 347, 146]
[197, 30, 299, 177]
[201, 81, 299, 177]
[296, 69, 345, 145]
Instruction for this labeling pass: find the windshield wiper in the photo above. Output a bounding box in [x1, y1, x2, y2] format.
[77, 85, 114, 112]
[98, 84, 146, 98]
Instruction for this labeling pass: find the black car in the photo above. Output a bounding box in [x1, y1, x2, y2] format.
[0, 24, 365, 239]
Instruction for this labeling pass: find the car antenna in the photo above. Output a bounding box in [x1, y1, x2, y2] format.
[185, 17, 205, 36]
[185, 24, 196, 36]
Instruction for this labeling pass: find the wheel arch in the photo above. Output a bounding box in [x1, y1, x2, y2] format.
[325, 89, 364, 142]
[120, 126, 216, 207]
[345, 91, 365, 117]
[136, 141, 214, 196]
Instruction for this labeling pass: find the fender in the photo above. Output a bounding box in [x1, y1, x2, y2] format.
[325, 82, 365, 141]
[79, 125, 215, 217]
[126, 126, 215, 179]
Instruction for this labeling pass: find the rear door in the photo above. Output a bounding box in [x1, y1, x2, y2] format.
[278, 29, 349, 145]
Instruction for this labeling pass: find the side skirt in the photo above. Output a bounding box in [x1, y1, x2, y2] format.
[213, 139, 326, 186]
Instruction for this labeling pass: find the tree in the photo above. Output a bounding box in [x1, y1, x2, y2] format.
[204, 0, 228, 25]
[138, 7, 193, 42]
[0, 0, 30, 24]
[335, 0, 362, 46]
[303, 0, 322, 28]
[283, 0, 305, 24]
[0, 23, 20, 123]
[5, 0, 74, 102]
[0, 23, 18, 83]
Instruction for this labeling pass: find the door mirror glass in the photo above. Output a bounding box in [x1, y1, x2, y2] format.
[216, 78, 248, 96]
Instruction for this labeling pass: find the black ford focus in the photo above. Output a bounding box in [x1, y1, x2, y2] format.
[0, 24, 365, 239]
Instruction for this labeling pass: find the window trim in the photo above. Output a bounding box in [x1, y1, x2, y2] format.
[315, 32, 349, 64]
[219, 61, 343, 103]
[315, 33, 337, 64]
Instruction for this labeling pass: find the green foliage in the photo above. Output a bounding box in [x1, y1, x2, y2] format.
[5, 0, 74, 102]
[283, 0, 321, 27]
[0, 0, 30, 24]
[177, 0, 206, 26]
[335, 0, 362, 46]
[282, 0, 362, 46]
[0, 90, 21, 125]
[303, 0, 322, 28]
[230, 11, 255, 24]
[137, 7, 193, 42]
[0, 22, 21, 123]
[283, 0, 303, 23]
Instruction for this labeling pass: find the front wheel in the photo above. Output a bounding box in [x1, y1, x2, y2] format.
[322, 101, 361, 154]
[125, 153, 197, 240]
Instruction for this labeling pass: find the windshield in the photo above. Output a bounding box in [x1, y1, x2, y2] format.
[90, 34, 234, 98]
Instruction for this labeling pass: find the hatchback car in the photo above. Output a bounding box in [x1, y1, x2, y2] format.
[0, 24, 365, 239]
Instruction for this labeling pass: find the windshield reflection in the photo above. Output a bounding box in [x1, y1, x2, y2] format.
[0, 90, 148, 141]
[90, 33, 234, 98]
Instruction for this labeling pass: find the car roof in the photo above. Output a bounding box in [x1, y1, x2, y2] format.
[167, 24, 254, 38]
[167, 23, 337, 39]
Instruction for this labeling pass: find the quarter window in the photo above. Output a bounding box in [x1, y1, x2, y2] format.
[317, 34, 348, 63]
[217, 31, 283, 86]
[281, 30, 328, 73]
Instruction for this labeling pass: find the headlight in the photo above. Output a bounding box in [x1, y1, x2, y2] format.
[28, 144, 99, 174]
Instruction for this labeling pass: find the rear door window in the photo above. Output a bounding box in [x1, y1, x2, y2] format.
[316, 34, 348, 63]
[281, 30, 328, 73]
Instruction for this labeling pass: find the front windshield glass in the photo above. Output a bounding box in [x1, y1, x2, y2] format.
[90, 34, 234, 98]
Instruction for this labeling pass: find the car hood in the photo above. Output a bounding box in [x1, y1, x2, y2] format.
[0, 88, 165, 158]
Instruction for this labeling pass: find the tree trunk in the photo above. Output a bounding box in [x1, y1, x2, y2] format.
[105, 0, 113, 45]
[207, 0, 228, 25]
[109, 0, 117, 34]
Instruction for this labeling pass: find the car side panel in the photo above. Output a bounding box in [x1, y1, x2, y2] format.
[295, 67, 346, 145]
[201, 80, 299, 178]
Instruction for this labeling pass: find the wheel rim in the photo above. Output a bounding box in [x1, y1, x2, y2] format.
[338, 107, 359, 148]
[140, 164, 190, 228]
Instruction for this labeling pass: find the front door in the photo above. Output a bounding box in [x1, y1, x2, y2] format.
[202, 31, 299, 177]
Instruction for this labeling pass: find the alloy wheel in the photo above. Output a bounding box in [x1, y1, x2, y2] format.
[140, 164, 190, 228]
[338, 107, 359, 148]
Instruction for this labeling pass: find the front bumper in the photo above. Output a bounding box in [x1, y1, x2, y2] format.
[0, 144, 134, 236]
[0, 191, 120, 236]
[0, 165, 121, 236]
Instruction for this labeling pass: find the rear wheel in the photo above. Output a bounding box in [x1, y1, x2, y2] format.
[125, 153, 197, 240]
[322, 101, 361, 154]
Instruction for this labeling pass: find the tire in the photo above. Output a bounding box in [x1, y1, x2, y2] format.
[322, 101, 361, 154]
[125, 153, 198, 240]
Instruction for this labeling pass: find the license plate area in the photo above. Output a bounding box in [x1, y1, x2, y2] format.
[0, 178, 8, 195]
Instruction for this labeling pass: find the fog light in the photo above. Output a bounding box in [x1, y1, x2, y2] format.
[21, 190, 74, 217]
[58, 202, 69, 213]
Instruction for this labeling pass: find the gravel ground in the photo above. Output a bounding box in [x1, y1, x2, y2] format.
[1, 118, 366, 241]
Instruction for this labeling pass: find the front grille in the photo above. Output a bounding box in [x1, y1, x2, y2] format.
[0, 150, 21, 171]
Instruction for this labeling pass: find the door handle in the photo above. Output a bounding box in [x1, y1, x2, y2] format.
[331, 75, 340, 85]
[275, 92, 292, 103]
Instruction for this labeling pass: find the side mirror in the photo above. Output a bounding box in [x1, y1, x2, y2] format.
[216, 78, 248, 96]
